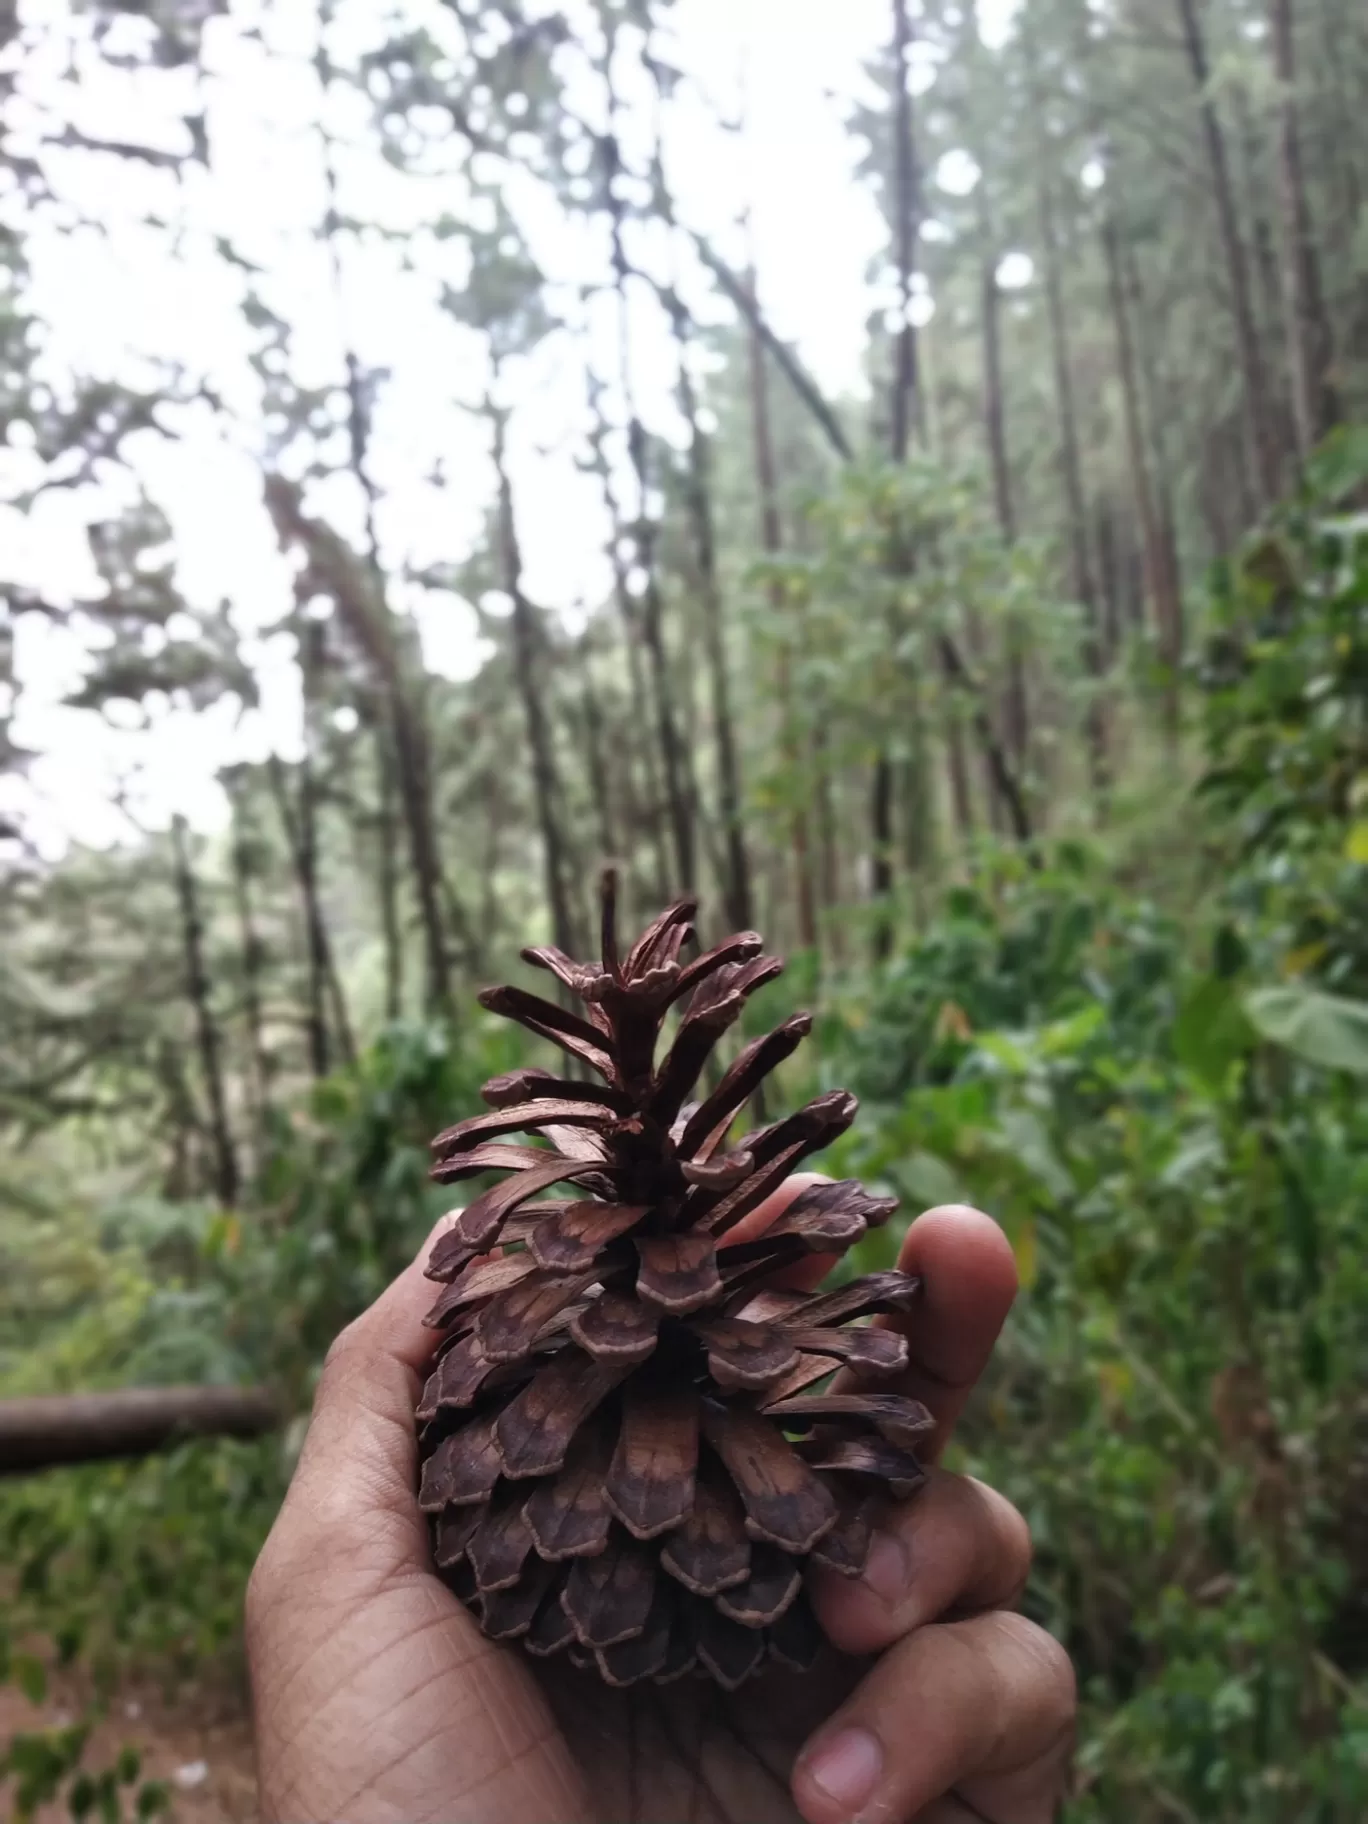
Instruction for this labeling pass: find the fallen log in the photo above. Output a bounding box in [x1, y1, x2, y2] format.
[0, 1386, 280, 1475]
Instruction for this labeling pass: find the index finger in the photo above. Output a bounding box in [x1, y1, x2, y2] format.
[850, 1203, 1018, 1461]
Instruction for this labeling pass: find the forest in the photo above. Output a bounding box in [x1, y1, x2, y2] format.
[2, 0, 1368, 1815]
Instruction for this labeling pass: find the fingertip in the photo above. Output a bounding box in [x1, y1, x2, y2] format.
[902, 1203, 1019, 1312]
[871, 1203, 1018, 1450]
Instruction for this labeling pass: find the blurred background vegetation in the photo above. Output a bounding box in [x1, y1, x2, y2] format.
[3, 0, 1368, 1816]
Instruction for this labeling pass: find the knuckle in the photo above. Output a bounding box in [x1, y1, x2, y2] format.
[321, 1321, 361, 1377]
[996, 1610, 1078, 1721]
[943, 1473, 1033, 1605]
[978, 1479, 1034, 1596]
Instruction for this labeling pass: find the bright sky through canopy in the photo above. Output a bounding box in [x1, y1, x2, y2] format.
[2, 0, 1022, 853]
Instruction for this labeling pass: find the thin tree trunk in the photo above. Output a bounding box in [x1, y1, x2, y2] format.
[298, 621, 334, 1076]
[1103, 214, 1184, 736]
[815, 731, 841, 939]
[872, 0, 924, 961]
[479, 764, 503, 952]
[265, 755, 327, 1078]
[1120, 232, 1186, 621]
[661, 282, 754, 930]
[1315, 0, 1367, 364]
[890, 0, 923, 458]
[978, 227, 1030, 780]
[945, 711, 975, 840]
[170, 815, 238, 1207]
[585, 378, 668, 902]
[1175, 0, 1281, 504]
[490, 399, 581, 960]
[870, 753, 895, 949]
[1233, 80, 1291, 454]
[1038, 172, 1109, 804]
[374, 727, 402, 1022]
[981, 250, 1017, 546]
[692, 234, 854, 461]
[936, 635, 1034, 845]
[1271, 0, 1340, 452]
[264, 479, 452, 1011]
[226, 790, 270, 1149]
[387, 682, 451, 1011]
[310, 9, 452, 1013]
[1095, 500, 1122, 667]
[746, 266, 817, 952]
[600, 101, 698, 893]
[578, 649, 617, 866]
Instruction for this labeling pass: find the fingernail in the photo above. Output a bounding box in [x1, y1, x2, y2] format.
[802, 1726, 883, 1816]
[860, 1528, 910, 1606]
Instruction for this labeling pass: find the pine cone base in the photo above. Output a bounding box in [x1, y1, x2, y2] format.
[416, 877, 929, 1687]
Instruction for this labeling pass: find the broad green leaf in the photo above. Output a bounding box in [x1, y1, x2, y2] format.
[1158, 1132, 1224, 1188]
[1038, 1002, 1106, 1058]
[1173, 976, 1256, 1090]
[975, 1032, 1031, 1076]
[1244, 984, 1368, 1074]
[992, 1108, 1072, 1201]
[893, 1150, 962, 1211]
[1344, 822, 1368, 865]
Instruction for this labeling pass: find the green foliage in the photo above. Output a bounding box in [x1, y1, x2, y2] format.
[1199, 429, 1368, 991]
[0, 1711, 170, 1824]
[826, 853, 1368, 1818]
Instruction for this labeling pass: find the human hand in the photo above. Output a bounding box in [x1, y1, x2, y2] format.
[246, 1184, 1074, 1822]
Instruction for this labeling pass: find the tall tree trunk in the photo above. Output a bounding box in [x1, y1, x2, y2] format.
[265, 750, 354, 1078]
[310, 7, 453, 1013]
[1175, 0, 1281, 504]
[1271, 0, 1340, 453]
[1037, 172, 1109, 803]
[945, 710, 975, 840]
[585, 379, 668, 902]
[814, 730, 841, 943]
[169, 815, 238, 1207]
[264, 478, 453, 1011]
[600, 107, 698, 894]
[980, 250, 1017, 547]
[746, 268, 817, 952]
[298, 621, 334, 1076]
[490, 400, 581, 960]
[374, 727, 402, 1022]
[225, 789, 270, 1151]
[890, 0, 923, 459]
[1120, 232, 1186, 624]
[1233, 80, 1291, 444]
[661, 284, 754, 931]
[872, 0, 924, 960]
[1103, 214, 1184, 736]
[578, 651, 617, 867]
[1315, 0, 1367, 364]
[978, 226, 1030, 782]
[936, 635, 1033, 845]
[478, 763, 503, 954]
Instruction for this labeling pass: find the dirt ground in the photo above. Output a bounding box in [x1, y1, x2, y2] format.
[0, 1671, 257, 1823]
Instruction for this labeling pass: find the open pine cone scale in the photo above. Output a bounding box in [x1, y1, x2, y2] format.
[416, 875, 931, 1688]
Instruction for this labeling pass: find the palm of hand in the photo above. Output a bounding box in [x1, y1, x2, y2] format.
[536, 1646, 859, 1823]
[254, 1458, 850, 1824]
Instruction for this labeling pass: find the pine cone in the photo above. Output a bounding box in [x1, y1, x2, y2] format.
[416, 875, 930, 1689]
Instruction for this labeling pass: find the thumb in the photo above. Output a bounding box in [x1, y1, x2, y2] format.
[281, 1212, 457, 1573]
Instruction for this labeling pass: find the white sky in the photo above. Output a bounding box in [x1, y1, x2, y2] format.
[0, 0, 1020, 855]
